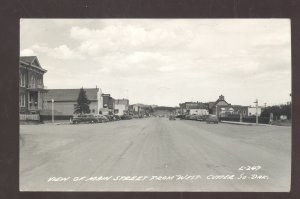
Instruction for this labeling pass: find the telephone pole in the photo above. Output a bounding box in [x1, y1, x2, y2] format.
[51, 98, 54, 123]
[254, 99, 258, 125]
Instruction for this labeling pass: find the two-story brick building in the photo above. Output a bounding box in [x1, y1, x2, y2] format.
[19, 56, 47, 116]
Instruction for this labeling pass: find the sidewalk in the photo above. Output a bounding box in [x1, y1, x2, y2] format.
[221, 121, 272, 126]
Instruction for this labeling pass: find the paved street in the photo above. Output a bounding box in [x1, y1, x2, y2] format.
[20, 117, 291, 191]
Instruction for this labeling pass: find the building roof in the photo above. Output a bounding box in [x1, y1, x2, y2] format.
[20, 56, 47, 72]
[207, 102, 216, 109]
[20, 56, 36, 64]
[187, 103, 207, 109]
[44, 88, 99, 102]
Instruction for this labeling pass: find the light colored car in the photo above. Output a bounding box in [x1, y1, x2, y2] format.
[206, 115, 219, 124]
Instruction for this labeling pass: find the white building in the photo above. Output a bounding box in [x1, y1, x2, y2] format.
[114, 104, 126, 116]
[189, 109, 209, 116]
[248, 107, 262, 116]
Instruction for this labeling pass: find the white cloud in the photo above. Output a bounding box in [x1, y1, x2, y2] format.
[49, 45, 85, 60]
[70, 23, 193, 56]
[30, 44, 85, 60]
[20, 48, 35, 56]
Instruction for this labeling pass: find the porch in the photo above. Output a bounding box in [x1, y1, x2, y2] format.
[20, 114, 40, 121]
[28, 90, 47, 111]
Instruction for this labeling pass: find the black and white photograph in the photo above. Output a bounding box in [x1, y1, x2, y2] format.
[19, 19, 291, 192]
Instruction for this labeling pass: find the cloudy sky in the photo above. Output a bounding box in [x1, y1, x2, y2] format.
[20, 19, 291, 106]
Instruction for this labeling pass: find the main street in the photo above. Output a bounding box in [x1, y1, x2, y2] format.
[20, 117, 291, 191]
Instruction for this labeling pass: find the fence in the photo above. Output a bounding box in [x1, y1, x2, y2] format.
[219, 116, 270, 124]
[20, 114, 40, 121]
[40, 115, 73, 121]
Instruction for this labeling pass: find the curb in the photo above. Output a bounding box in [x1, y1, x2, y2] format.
[220, 121, 272, 126]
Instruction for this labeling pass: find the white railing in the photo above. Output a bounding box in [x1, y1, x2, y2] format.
[20, 114, 40, 121]
[28, 84, 44, 89]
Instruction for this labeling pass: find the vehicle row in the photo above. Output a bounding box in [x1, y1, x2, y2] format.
[178, 114, 219, 124]
[71, 114, 133, 124]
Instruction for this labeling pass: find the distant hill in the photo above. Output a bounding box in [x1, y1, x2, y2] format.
[153, 106, 176, 111]
[152, 106, 176, 116]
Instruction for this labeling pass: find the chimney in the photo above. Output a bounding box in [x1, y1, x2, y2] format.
[219, 95, 224, 101]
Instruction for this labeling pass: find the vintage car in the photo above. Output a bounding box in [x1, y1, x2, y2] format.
[206, 115, 219, 124]
[121, 115, 133, 120]
[169, 115, 176, 120]
[72, 114, 98, 124]
[103, 115, 114, 122]
[196, 115, 206, 121]
[94, 115, 109, 123]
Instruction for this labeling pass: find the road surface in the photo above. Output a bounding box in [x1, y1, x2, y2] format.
[20, 117, 291, 191]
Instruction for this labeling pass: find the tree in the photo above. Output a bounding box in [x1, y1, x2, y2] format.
[74, 88, 91, 114]
[261, 103, 291, 120]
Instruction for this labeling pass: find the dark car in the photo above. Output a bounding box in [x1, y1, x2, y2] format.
[196, 115, 206, 121]
[169, 115, 176, 120]
[185, 115, 191, 120]
[113, 115, 121, 121]
[190, 115, 198, 120]
[95, 115, 109, 123]
[72, 114, 98, 124]
[121, 115, 132, 120]
[104, 115, 114, 122]
[206, 115, 219, 124]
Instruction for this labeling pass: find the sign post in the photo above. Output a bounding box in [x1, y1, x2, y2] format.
[51, 98, 54, 124]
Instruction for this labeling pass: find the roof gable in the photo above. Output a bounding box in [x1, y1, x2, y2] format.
[20, 56, 36, 64]
[45, 88, 99, 102]
[215, 100, 229, 106]
[20, 56, 46, 72]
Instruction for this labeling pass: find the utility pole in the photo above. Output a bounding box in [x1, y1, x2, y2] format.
[254, 99, 258, 125]
[51, 98, 54, 123]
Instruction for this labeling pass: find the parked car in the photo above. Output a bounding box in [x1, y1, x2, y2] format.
[95, 115, 109, 123]
[121, 115, 132, 120]
[169, 115, 176, 120]
[72, 114, 98, 124]
[104, 115, 114, 121]
[190, 115, 198, 120]
[206, 115, 219, 124]
[179, 115, 186, 120]
[113, 115, 121, 121]
[185, 115, 191, 120]
[101, 115, 110, 122]
[196, 115, 206, 121]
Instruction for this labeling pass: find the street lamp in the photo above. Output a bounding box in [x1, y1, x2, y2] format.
[254, 99, 258, 125]
[51, 98, 54, 123]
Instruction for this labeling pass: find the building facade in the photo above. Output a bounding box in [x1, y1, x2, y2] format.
[189, 109, 209, 116]
[248, 106, 262, 116]
[43, 88, 100, 116]
[179, 102, 209, 115]
[114, 99, 129, 115]
[19, 56, 47, 115]
[99, 93, 115, 115]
